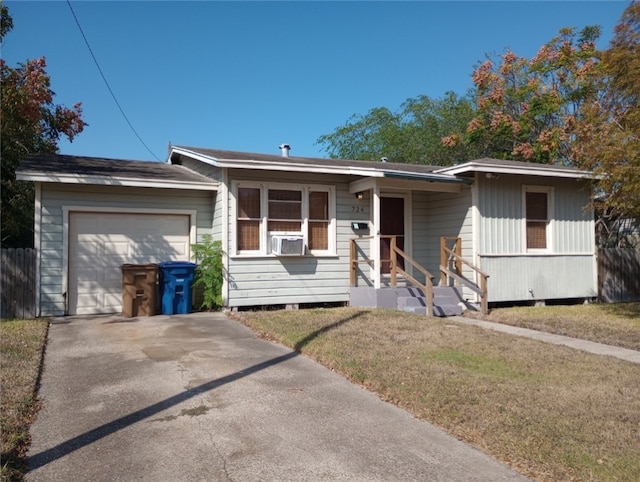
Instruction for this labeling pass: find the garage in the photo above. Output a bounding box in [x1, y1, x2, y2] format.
[68, 212, 191, 315]
[16, 153, 218, 317]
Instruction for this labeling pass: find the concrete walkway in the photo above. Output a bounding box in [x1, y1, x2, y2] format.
[27, 312, 528, 481]
[451, 316, 640, 364]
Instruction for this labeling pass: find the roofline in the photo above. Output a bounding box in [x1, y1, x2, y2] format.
[170, 146, 468, 184]
[383, 170, 472, 184]
[435, 161, 594, 179]
[16, 172, 219, 191]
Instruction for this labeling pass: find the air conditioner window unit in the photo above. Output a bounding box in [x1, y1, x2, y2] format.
[271, 235, 305, 256]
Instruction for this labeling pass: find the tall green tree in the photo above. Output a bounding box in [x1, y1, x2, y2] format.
[316, 92, 479, 165]
[442, 26, 602, 164]
[1, 4, 86, 247]
[573, 1, 640, 222]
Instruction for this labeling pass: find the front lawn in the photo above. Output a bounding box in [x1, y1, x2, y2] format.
[0, 319, 48, 481]
[235, 306, 640, 481]
[471, 302, 640, 351]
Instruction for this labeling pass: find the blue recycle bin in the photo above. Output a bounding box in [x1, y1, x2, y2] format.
[158, 261, 197, 315]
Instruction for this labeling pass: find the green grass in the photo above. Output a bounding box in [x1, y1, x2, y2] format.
[471, 302, 640, 350]
[0, 319, 48, 481]
[235, 306, 640, 481]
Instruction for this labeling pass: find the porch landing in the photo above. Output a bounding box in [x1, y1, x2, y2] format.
[350, 286, 467, 317]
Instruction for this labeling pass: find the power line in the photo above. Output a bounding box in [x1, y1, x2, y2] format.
[66, 0, 161, 161]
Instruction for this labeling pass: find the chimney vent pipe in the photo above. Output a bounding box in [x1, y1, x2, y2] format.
[279, 144, 291, 157]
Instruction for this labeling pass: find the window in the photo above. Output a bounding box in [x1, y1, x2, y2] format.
[308, 191, 329, 250]
[237, 187, 261, 251]
[523, 186, 553, 251]
[268, 189, 302, 232]
[234, 182, 335, 255]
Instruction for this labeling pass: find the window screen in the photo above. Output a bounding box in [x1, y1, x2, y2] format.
[526, 191, 548, 249]
[237, 187, 261, 251]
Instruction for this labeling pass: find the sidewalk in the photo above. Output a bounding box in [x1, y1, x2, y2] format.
[452, 316, 640, 364]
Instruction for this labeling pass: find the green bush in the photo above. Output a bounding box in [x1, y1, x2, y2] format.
[191, 234, 224, 310]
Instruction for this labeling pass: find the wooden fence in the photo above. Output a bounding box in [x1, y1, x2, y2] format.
[598, 247, 640, 303]
[1, 248, 37, 319]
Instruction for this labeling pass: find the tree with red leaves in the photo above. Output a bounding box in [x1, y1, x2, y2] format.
[442, 25, 602, 165]
[573, 1, 640, 234]
[1, 4, 87, 247]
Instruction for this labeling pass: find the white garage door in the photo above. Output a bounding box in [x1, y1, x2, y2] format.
[68, 212, 191, 315]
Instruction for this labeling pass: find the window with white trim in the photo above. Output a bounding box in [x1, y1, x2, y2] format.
[237, 187, 261, 251]
[234, 182, 335, 255]
[523, 185, 553, 252]
[268, 189, 302, 232]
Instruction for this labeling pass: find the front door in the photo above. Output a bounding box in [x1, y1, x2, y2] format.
[380, 197, 405, 274]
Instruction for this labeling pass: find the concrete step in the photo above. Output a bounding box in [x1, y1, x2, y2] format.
[433, 304, 463, 317]
[397, 286, 464, 317]
[350, 285, 464, 317]
[433, 286, 464, 302]
[397, 296, 426, 310]
[401, 302, 463, 317]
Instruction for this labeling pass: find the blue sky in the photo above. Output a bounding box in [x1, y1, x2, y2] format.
[3, 1, 626, 162]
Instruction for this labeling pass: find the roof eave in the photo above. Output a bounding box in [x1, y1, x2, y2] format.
[171, 146, 465, 181]
[17, 172, 218, 191]
[383, 171, 472, 184]
[436, 162, 594, 179]
[170, 146, 221, 167]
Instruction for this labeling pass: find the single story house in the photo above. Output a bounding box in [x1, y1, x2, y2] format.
[17, 146, 597, 317]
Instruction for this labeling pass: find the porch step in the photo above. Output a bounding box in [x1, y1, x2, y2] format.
[349, 286, 465, 317]
[403, 304, 463, 317]
[396, 286, 463, 317]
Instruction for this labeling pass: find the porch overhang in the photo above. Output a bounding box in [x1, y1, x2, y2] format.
[349, 172, 468, 194]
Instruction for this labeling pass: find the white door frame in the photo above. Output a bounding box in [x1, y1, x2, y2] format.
[371, 191, 412, 289]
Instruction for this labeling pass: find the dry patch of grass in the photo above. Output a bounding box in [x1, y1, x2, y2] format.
[469, 303, 640, 351]
[235, 307, 640, 481]
[1, 319, 48, 481]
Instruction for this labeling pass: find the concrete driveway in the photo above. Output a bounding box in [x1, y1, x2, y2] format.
[27, 312, 528, 481]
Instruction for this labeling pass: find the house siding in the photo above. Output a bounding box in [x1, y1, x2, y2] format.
[225, 169, 367, 307]
[477, 174, 593, 254]
[174, 157, 222, 181]
[412, 187, 475, 299]
[37, 183, 214, 316]
[476, 174, 596, 302]
[209, 174, 223, 243]
[481, 255, 596, 301]
[173, 158, 223, 242]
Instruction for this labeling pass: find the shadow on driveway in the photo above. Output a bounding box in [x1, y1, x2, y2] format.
[29, 312, 364, 470]
[28, 312, 528, 481]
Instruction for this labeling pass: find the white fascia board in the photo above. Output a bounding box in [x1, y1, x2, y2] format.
[218, 159, 388, 177]
[17, 173, 218, 191]
[350, 177, 462, 194]
[349, 178, 377, 193]
[383, 170, 469, 184]
[435, 162, 593, 179]
[170, 146, 221, 167]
